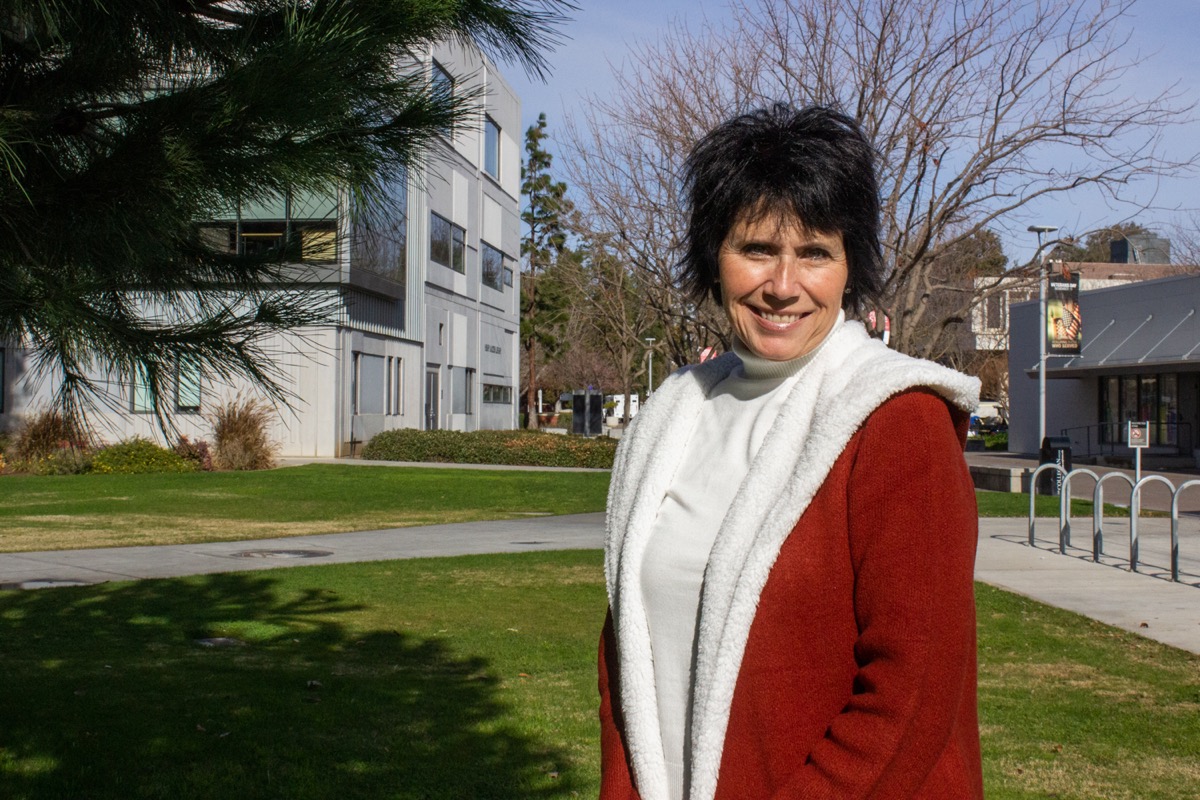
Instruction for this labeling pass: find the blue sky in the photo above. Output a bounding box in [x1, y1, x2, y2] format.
[504, 0, 1200, 265]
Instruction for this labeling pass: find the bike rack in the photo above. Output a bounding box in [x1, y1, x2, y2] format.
[1028, 463, 1069, 548]
[1093, 472, 1134, 562]
[1171, 480, 1200, 582]
[1059, 468, 1099, 552]
[1130, 475, 1176, 573]
[1026, 467, 1197, 582]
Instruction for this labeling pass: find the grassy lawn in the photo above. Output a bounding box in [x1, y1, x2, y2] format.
[0, 552, 1196, 799]
[976, 489, 1141, 519]
[0, 462, 1134, 554]
[0, 465, 611, 552]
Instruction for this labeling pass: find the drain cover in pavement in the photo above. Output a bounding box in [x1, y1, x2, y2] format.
[511, 541, 550, 545]
[232, 549, 333, 559]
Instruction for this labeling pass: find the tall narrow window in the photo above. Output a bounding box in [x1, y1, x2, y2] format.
[176, 361, 202, 413]
[393, 357, 404, 415]
[351, 352, 360, 415]
[385, 357, 393, 415]
[481, 241, 504, 291]
[451, 367, 474, 414]
[359, 354, 385, 415]
[432, 60, 454, 135]
[132, 366, 155, 413]
[451, 225, 465, 273]
[484, 116, 500, 179]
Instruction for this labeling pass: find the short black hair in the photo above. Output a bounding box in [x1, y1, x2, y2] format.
[679, 103, 884, 309]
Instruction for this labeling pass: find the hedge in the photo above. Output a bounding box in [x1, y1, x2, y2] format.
[361, 429, 616, 469]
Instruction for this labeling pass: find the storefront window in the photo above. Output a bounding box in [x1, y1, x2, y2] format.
[1104, 372, 1183, 448]
[1160, 373, 1178, 446]
[1100, 376, 1119, 443]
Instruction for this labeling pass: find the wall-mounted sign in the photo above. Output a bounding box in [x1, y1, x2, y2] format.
[484, 343, 502, 355]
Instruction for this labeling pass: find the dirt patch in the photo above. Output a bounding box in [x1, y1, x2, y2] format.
[993, 751, 1200, 799]
[0, 511, 500, 552]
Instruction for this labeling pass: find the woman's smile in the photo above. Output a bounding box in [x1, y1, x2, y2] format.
[719, 215, 849, 361]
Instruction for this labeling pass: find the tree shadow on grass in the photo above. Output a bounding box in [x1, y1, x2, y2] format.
[0, 572, 583, 799]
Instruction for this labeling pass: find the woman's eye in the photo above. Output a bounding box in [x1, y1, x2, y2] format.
[742, 243, 771, 256]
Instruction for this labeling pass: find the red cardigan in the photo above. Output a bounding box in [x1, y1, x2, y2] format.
[599, 390, 983, 799]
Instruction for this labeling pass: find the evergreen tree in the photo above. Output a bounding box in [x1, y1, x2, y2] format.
[0, 0, 569, 423]
[1055, 222, 1153, 263]
[520, 111, 571, 429]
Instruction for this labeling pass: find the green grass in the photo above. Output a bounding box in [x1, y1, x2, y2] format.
[976, 583, 1200, 798]
[976, 490, 1141, 518]
[0, 465, 611, 552]
[0, 553, 1196, 799]
[0, 462, 1142, 553]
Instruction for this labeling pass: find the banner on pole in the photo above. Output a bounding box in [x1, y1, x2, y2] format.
[1046, 263, 1081, 355]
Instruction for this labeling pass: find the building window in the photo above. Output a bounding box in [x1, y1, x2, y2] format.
[484, 116, 500, 179]
[131, 366, 154, 414]
[392, 357, 403, 415]
[198, 192, 338, 263]
[430, 212, 465, 273]
[983, 294, 1004, 331]
[1099, 372, 1182, 446]
[483, 384, 513, 404]
[175, 361, 202, 413]
[451, 367, 474, 414]
[432, 60, 453, 98]
[503, 266, 513, 287]
[355, 353, 385, 415]
[432, 60, 453, 135]
[481, 241, 504, 291]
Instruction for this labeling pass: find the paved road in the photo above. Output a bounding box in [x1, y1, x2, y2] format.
[2, 513, 1198, 655]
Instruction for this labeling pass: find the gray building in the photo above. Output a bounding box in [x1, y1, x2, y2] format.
[1008, 273, 1200, 462]
[0, 41, 522, 457]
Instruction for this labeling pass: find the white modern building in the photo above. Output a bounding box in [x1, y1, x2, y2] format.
[1008, 273, 1200, 461]
[0, 41, 523, 457]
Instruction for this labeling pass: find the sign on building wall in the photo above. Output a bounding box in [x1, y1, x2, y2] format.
[1047, 265, 1081, 355]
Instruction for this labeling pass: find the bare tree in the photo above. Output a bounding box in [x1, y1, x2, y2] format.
[566, 0, 1193, 362]
[554, 234, 659, 422]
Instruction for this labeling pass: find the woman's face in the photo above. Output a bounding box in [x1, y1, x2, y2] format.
[718, 213, 849, 362]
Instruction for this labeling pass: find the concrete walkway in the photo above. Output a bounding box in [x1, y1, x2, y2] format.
[1, 514, 1198, 655]
[965, 450, 1200, 513]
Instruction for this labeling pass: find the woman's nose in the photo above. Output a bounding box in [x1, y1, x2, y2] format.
[763, 255, 803, 300]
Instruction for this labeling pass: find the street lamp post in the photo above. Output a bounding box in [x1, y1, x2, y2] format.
[1028, 225, 1059, 450]
[644, 337, 656, 397]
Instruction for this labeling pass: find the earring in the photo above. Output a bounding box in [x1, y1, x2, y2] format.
[844, 287, 851, 294]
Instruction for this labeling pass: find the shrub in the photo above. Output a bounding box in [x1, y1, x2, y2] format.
[92, 438, 194, 474]
[12, 409, 88, 461]
[361, 428, 617, 469]
[32, 446, 93, 475]
[174, 436, 214, 471]
[984, 432, 1008, 451]
[210, 396, 278, 470]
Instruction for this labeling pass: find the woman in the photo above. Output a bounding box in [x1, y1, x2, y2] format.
[599, 105, 983, 800]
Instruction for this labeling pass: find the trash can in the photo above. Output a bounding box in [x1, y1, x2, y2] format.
[1037, 436, 1072, 496]
[571, 390, 604, 436]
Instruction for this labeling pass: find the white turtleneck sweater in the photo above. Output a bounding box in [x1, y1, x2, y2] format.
[639, 313, 844, 800]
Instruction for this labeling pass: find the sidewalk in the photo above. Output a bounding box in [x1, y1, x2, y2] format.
[1, 514, 1198, 654]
